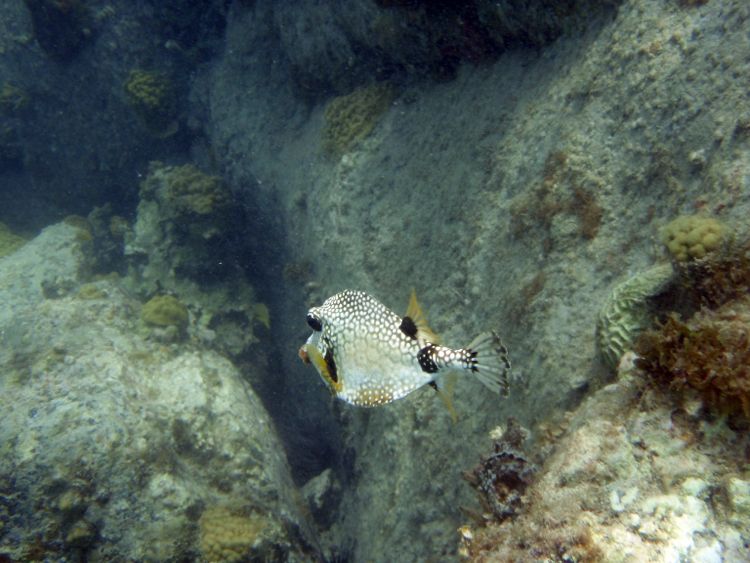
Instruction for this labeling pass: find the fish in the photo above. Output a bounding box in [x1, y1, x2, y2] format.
[298, 290, 512, 411]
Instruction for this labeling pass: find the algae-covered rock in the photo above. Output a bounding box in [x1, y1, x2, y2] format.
[660, 215, 726, 262]
[597, 264, 674, 369]
[0, 223, 318, 561]
[125, 162, 263, 358]
[322, 83, 393, 156]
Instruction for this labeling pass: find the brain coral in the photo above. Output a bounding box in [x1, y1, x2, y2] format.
[322, 83, 393, 156]
[597, 264, 674, 368]
[660, 215, 725, 262]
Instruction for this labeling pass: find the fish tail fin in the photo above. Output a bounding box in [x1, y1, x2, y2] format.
[465, 331, 511, 396]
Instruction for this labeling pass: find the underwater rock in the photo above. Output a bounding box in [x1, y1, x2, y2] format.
[0, 223, 318, 561]
[269, 0, 619, 94]
[23, 0, 92, 61]
[461, 357, 750, 561]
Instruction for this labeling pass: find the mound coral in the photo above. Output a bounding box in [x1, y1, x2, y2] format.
[163, 164, 229, 217]
[141, 294, 189, 331]
[660, 214, 726, 262]
[322, 83, 393, 156]
[199, 506, 284, 562]
[124, 69, 177, 136]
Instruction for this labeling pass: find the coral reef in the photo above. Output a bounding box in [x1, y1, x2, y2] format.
[322, 83, 393, 156]
[597, 264, 675, 368]
[138, 162, 234, 248]
[199, 506, 286, 562]
[124, 70, 177, 136]
[660, 215, 726, 262]
[125, 163, 263, 358]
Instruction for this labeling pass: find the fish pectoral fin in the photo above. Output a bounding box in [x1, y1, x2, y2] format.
[432, 374, 458, 424]
[404, 289, 441, 344]
[303, 344, 342, 394]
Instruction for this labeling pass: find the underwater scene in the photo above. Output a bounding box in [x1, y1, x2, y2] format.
[1, 0, 750, 561]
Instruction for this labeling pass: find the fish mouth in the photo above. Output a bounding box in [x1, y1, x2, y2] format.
[299, 330, 323, 364]
[305, 330, 322, 348]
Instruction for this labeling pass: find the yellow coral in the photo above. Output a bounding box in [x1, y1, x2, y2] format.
[199, 507, 270, 563]
[322, 83, 393, 156]
[141, 295, 189, 331]
[124, 69, 176, 135]
[660, 214, 726, 262]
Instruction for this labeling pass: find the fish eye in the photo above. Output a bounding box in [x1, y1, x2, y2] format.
[306, 313, 323, 332]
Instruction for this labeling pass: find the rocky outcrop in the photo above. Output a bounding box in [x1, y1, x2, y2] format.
[0, 223, 318, 561]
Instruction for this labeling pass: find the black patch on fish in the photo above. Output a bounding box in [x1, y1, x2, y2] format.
[324, 346, 338, 383]
[428, 381, 438, 391]
[417, 344, 439, 374]
[400, 316, 418, 339]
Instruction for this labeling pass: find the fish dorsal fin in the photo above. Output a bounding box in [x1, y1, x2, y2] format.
[403, 289, 441, 344]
